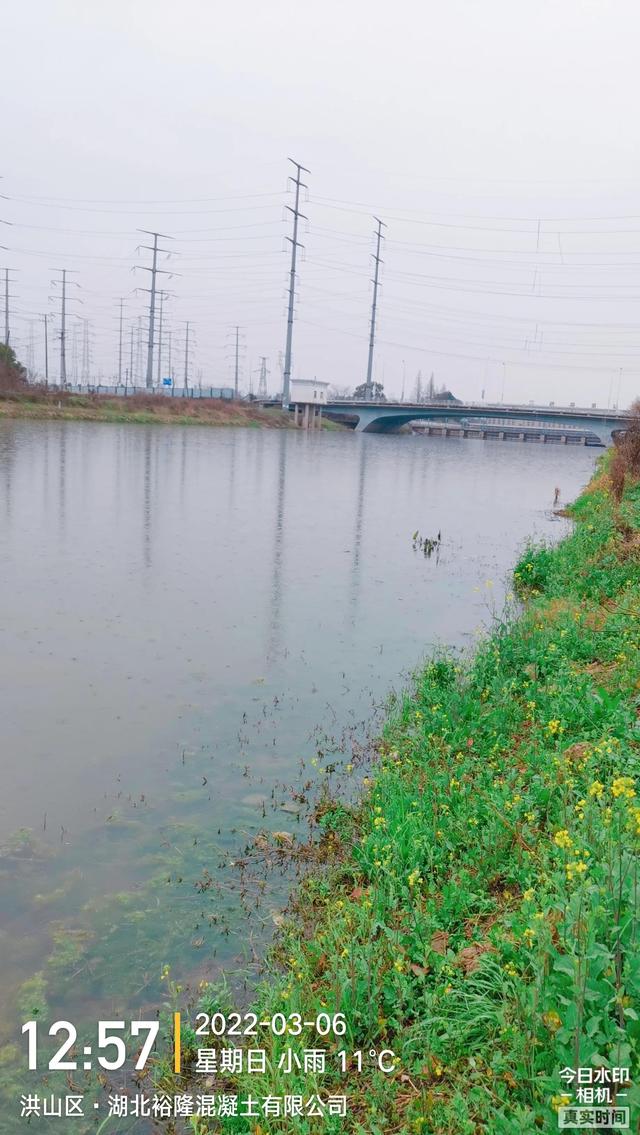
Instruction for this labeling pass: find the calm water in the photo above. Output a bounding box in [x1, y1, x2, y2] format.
[0, 421, 596, 1119]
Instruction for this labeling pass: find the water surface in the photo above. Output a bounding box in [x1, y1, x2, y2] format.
[0, 421, 596, 1116]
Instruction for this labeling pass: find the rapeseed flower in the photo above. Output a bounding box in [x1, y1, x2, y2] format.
[611, 775, 635, 799]
[553, 829, 573, 849]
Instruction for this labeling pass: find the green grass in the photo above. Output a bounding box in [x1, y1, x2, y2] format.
[168, 457, 640, 1133]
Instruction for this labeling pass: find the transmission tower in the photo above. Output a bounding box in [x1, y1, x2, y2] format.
[282, 158, 310, 407]
[364, 217, 386, 401]
[71, 323, 79, 383]
[183, 321, 190, 390]
[42, 314, 49, 383]
[51, 268, 79, 387]
[3, 268, 17, 346]
[135, 315, 143, 384]
[257, 356, 269, 399]
[117, 298, 124, 385]
[128, 324, 134, 389]
[137, 230, 173, 389]
[156, 290, 166, 386]
[26, 320, 35, 379]
[81, 319, 91, 383]
[234, 325, 240, 398]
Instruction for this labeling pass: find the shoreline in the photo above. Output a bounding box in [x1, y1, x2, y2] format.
[0, 393, 342, 430]
[171, 450, 640, 1131]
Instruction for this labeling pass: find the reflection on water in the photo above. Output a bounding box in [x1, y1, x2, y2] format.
[0, 420, 596, 1120]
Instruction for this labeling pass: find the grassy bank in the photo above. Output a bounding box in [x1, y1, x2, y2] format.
[0, 391, 341, 429]
[167, 451, 640, 1133]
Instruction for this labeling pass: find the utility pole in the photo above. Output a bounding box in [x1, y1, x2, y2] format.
[129, 324, 134, 389]
[137, 229, 172, 389]
[234, 325, 240, 398]
[282, 158, 310, 407]
[184, 321, 190, 390]
[43, 314, 49, 384]
[365, 217, 386, 402]
[117, 298, 124, 385]
[156, 291, 165, 386]
[168, 329, 173, 384]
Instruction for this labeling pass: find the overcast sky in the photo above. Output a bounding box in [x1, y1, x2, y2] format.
[4, 0, 640, 406]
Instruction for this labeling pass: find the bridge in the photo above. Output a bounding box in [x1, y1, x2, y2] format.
[319, 400, 630, 445]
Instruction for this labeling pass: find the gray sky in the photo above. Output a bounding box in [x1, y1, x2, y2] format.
[4, 0, 640, 406]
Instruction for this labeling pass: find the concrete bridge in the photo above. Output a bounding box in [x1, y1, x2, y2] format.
[320, 400, 630, 445]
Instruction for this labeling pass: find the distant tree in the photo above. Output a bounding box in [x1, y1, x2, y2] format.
[328, 384, 353, 400]
[353, 381, 386, 401]
[0, 343, 28, 392]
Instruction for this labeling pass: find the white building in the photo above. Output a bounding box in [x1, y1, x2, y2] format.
[290, 378, 329, 405]
[289, 378, 329, 429]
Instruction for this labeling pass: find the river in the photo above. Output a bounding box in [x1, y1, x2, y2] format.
[0, 419, 596, 1121]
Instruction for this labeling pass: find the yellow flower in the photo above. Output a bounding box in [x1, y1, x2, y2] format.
[523, 928, 536, 946]
[523, 888, 535, 901]
[407, 869, 422, 889]
[566, 860, 588, 881]
[589, 780, 604, 798]
[551, 1094, 572, 1110]
[553, 829, 573, 850]
[373, 815, 387, 828]
[547, 719, 562, 736]
[611, 776, 636, 799]
[394, 958, 405, 973]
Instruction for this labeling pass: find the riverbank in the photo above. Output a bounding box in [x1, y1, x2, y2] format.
[0, 391, 342, 429]
[175, 447, 640, 1132]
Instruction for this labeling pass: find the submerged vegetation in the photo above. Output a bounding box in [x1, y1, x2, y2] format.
[173, 435, 640, 1132]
